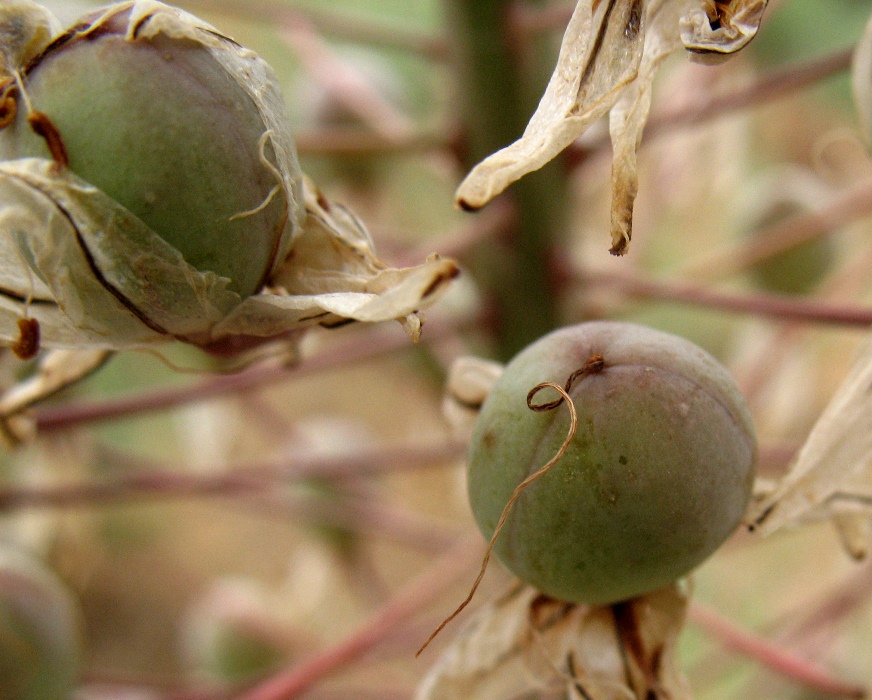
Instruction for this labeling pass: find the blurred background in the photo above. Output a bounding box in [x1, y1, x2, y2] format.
[3, 0, 872, 698]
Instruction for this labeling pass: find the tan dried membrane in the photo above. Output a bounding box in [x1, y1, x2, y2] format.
[417, 583, 691, 700]
[455, 0, 768, 255]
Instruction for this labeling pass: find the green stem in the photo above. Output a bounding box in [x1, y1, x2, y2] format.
[446, 0, 568, 359]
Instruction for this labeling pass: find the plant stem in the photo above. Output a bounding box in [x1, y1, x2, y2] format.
[34, 322, 457, 433]
[446, 0, 567, 359]
[235, 537, 483, 700]
[179, 0, 448, 60]
[585, 270, 872, 327]
[688, 602, 866, 698]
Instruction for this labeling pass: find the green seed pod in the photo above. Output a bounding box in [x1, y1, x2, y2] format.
[468, 321, 757, 605]
[745, 171, 834, 297]
[0, 1, 304, 299]
[183, 579, 285, 684]
[0, 546, 81, 699]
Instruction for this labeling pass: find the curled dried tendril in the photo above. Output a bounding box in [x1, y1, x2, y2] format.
[527, 354, 605, 411]
[417, 355, 606, 656]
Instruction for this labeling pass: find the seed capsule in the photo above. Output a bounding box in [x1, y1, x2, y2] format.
[0, 546, 81, 699]
[0, 1, 303, 299]
[468, 321, 757, 605]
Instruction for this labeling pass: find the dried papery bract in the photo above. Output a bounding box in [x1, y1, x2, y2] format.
[416, 582, 692, 700]
[455, 0, 767, 255]
[0, 1, 60, 77]
[443, 357, 505, 440]
[680, 1, 769, 62]
[749, 335, 872, 560]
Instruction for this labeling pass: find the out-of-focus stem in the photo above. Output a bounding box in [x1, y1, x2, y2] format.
[236, 537, 483, 700]
[584, 270, 872, 327]
[689, 602, 866, 698]
[446, 0, 567, 359]
[34, 321, 460, 433]
[179, 0, 448, 59]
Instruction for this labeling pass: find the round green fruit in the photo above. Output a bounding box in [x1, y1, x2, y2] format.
[0, 546, 81, 699]
[0, 2, 301, 299]
[468, 321, 757, 605]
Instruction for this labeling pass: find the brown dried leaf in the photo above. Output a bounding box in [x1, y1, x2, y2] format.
[680, 1, 769, 63]
[749, 337, 872, 559]
[455, 0, 768, 255]
[455, 0, 647, 216]
[0, 1, 60, 77]
[416, 583, 692, 700]
[212, 178, 459, 343]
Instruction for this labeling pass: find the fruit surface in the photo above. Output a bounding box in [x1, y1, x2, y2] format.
[468, 321, 757, 604]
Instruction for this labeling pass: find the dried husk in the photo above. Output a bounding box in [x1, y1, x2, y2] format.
[749, 334, 872, 560]
[0, 159, 458, 350]
[416, 583, 692, 700]
[455, 0, 768, 255]
[0, 1, 60, 78]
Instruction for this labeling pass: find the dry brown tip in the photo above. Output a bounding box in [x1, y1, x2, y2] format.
[12, 318, 40, 360]
[0, 81, 17, 130]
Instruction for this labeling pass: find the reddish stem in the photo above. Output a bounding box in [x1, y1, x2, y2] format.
[689, 601, 866, 698]
[235, 538, 482, 700]
[35, 324, 453, 433]
[586, 270, 872, 327]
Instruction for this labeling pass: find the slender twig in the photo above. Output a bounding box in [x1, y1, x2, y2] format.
[177, 0, 448, 59]
[0, 445, 465, 552]
[584, 270, 872, 327]
[0, 442, 464, 510]
[294, 128, 450, 157]
[775, 560, 872, 648]
[680, 176, 872, 283]
[571, 46, 854, 162]
[688, 602, 866, 699]
[645, 47, 854, 141]
[34, 323, 455, 433]
[235, 537, 483, 700]
[279, 16, 416, 140]
[509, 1, 574, 35]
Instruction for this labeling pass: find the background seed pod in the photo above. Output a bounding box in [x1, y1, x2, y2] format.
[467, 321, 758, 605]
[745, 169, 835, 296]
[0, 1, 304, 299]
[0, 545, 82, 700]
